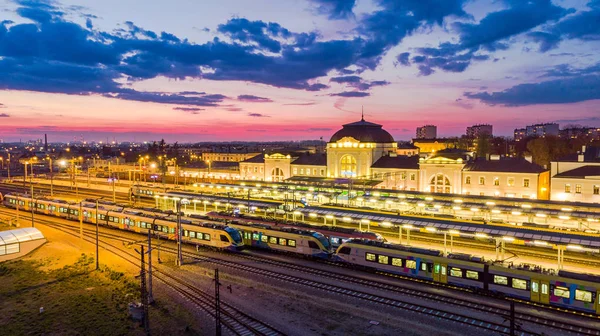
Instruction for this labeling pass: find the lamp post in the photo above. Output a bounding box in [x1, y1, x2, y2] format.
[46, 156, 53, 197]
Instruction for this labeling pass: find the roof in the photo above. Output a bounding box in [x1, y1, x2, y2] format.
[371, 155, 419, 169]
[397, 142, 418, 149]
[463, 157, 546, 174]
[329, 118, 395, 143]
[292, 153, 327, 166]
[241, 154, 265, 163]
[557, 146, 600, 163]
[554, 165, 600, 178]
[0, 228, 44, 246]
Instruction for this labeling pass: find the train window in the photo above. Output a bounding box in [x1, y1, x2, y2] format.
[449, 268, 462, 277]
[220, 235, 229, 242]
[252, 233, 260, 241]
[279, 238, 287, 246]
[434, 264, 440, 274]
[421, 263, 427, 271]
[190, 231, 196, 239]
[338, 247, 351, 254]
[531, 282, 539, 293]
[204, 233, 211, 241]
[287, 240, 296, 247]
[378, 255, 389, 265]
[170, 228, 175, 234]
[554, 286, 570, 299]
[541, 283, 548, 295]
[269, 237, 278, 244]
[261, 235, 268, 243]
[405, 260, 417, 269]
[466, 270, 479, 280]
[441, 265, 446, 274]
[493, 275, 508, 286]
[183, 230, 189, 237]
[512, 278, 527, 290]
[365, 253, 376, 262]
[575, 290, 592, 303]
[162, 226, 168, 233]
[392, 258, 402, 267]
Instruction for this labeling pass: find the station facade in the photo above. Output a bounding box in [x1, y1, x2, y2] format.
[240, 118, 550, 200]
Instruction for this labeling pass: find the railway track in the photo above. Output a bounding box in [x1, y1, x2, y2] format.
[12, 209, 599, 336]
[11, 212, 285, 336]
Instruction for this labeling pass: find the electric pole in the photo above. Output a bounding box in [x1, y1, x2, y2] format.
[147, 228, 153, 303]
[140, 245, 150, 335]
[215, 268, 222, 336]
[176, 201, 182, 266]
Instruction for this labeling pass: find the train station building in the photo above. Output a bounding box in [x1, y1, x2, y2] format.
[239, 118, 550, 199]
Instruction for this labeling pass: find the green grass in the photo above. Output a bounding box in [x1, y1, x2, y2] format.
[0, 254, 202, 336]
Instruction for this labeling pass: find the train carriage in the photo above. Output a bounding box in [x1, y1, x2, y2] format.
[229, 222, 330, 258]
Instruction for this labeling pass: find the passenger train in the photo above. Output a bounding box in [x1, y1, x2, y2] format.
[3, 192, 600, 314]
[335, 239, 600, 314]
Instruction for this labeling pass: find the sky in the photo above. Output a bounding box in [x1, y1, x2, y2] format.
[0, 0, 599, 143]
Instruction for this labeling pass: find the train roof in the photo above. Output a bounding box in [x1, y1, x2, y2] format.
[229, 222, 319, 237]
[344, 238, 442, 257]
[558, 270, 600, 283]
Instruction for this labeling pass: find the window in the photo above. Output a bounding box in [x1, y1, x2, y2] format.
[576, 184, 582, 194]
[466, 270, 479, 280]
[434, 264, 440, 274]
[252, 233, 260, 241]
[493, 275, 508, 286]
[523, 179, 530, 188]
[565, 184, 571, 193]
[313, 169, 317, 175]
[308, 241, 320, 249]
[512, 278, 527, 290]
[449, 267, 462, 277]
[421, 263, 427, 271]
[204, 233, 211, 241]
[338, 246, 351, 254]
[405, 260, 416, 269]
[401, 172, 406, 180]
[320, 169, 324, 176]
[279, 238, 287, 246]
[507, 177, 515, 187]
[300, 168, 304, 174]
[541, 283, 548, 295]
[189, 231, 196, 239]
[479, 177, 485, 185]
[410, 173, 416, 181]
[392, 258, 402, 267]
[340, 155, 357, 177]
[261, 235, 268, 243]
[594, 185, 599, 195]
[465, 176, 471, 185]
[378, 255, 389, 264]
[494, 177, 499, 186]
[365, 253, 376, 262]
[254, 166, 258, 173]
[288, 239, 296, 247]
[575, 289, 592, 303]
[269, 237, 278, 244]
[293, 168, 297, 174]
[554, 286, 570, 299]
[531, 282, 539, 293]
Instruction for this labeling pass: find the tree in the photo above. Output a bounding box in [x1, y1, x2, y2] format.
[526, 136, 570, 167]
[475, 133, 491, 158]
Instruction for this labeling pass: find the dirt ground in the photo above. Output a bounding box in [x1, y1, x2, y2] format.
[0, 221, 204, 336]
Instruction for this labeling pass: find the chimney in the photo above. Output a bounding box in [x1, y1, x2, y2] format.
[524, 155, 533, 163]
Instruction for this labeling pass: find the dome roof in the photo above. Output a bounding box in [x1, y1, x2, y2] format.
[329, 118, 395, 143]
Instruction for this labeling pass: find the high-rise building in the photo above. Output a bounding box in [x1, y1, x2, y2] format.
[416, 125, 437, 139]
[514, 128, 526, 141]
[466, 124, 493, 138]
[525, 123, 559, 138]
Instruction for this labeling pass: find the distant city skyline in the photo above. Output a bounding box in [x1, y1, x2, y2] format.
[1, 0, 599, 142]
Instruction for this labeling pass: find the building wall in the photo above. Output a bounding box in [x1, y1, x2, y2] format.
[460, 171, 540, 198]
[371, 168, 419, 190]
[418, 162, 464, 194]
[416, 125, 437, 139]
[550, 177, 600, 203]
[291, 164, 327, 177]
[263, 154, 292, 182]
[239, 162, 265, 180]
[327, 137, 396, 178]
[412, 140, 452, 154]
[202, 152, 261, 162]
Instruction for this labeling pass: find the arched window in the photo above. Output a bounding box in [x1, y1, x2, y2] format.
[272, 168, 284, 182]
[430, 174, 451, 193]
[340, 155, 357, 177]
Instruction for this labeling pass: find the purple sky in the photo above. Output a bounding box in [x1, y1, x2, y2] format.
[0, 0, 599, 143]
